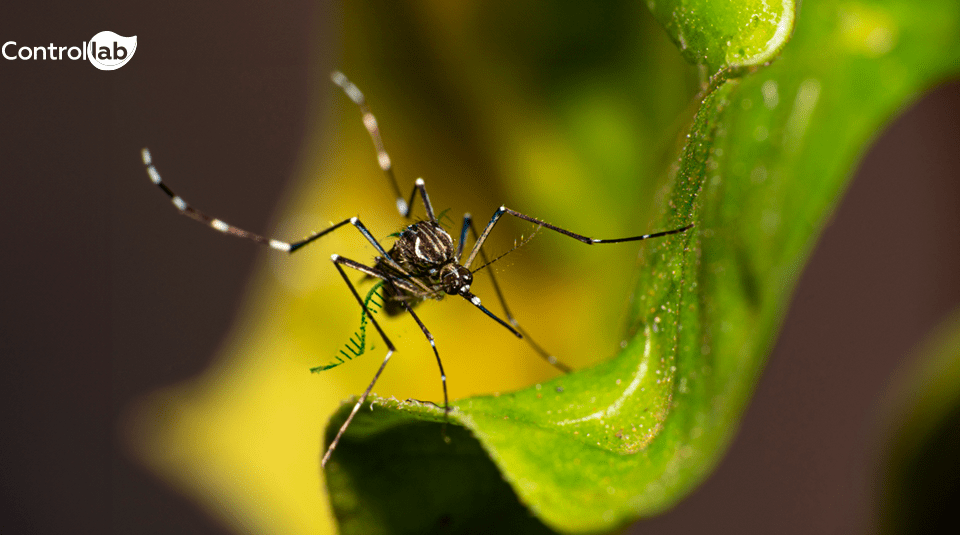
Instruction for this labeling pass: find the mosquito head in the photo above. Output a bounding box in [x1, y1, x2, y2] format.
[439, 263, 473, 296]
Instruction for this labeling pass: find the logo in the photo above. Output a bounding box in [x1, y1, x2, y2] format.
[2, 31, 137, 70]
[87, 31, 136, 70]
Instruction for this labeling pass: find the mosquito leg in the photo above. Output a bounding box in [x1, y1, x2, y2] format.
[321, 347, 394, 468]
[401, 303, 450, 426]
[459, 213, 572, 373]
[330, 71, 406, 216]
[140, 148, 295, 251]
[321, 255, 402, 468]
[455, 212, 471, 261]
[330, 255, 423, 296]
[463, 205, 692, 269]
[330, 72, 441, 223]
[400, 178, 436, 221]
[460, 291, 522, 339]
[140, 148, 426, 279]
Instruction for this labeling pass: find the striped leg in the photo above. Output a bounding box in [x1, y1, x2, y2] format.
[400, 178, 436, 221]
[321, 253, 450, 466]
[400, 301, 449, 418]
[457, 213, 572, 373]
[331, 71, 407, 216]
[140, 148, 418, 276]
[463, 205, 693, 270]
[322, 254, 398, 468]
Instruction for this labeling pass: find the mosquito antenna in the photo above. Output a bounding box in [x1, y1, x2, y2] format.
[470, 226, 541, 274]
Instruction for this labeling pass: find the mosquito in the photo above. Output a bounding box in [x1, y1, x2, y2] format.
[140, 71, 692, 468]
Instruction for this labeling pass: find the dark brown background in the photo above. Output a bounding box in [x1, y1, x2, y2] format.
[2, 2, 958, 533]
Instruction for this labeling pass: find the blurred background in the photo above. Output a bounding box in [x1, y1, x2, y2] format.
[1, 1, 958, 533]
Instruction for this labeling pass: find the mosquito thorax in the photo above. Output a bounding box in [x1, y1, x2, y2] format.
[439, 263, 473, 295]
[393, 220, 454, 269]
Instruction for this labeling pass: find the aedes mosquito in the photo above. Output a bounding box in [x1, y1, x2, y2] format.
[141, 71, 692, 467]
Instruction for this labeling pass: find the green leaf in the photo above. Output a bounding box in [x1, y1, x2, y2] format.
[646, 0, 795, 75]
[325, 1, 960, 533]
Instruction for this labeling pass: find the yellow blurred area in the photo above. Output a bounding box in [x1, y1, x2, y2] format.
[123, 3, 692, 534]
